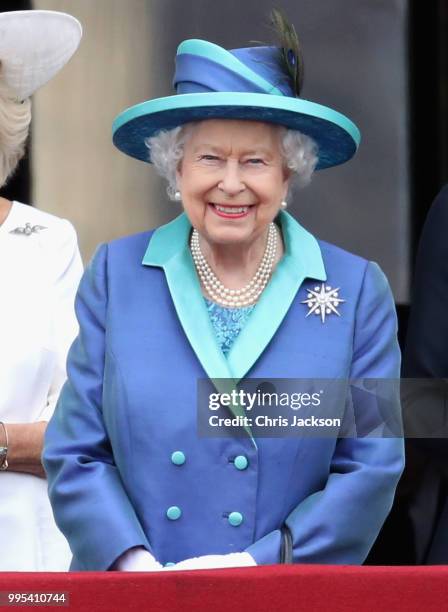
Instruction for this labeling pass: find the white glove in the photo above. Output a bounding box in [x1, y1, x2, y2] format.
[164, 552, 257, 571]
[114, 546, 163, 572]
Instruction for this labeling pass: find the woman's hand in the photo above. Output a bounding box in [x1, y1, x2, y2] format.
[115, 550, 256, 571]
[1, 421, 47, 477]
[113, 547, 163, 572]
[164, 552, 256, 571]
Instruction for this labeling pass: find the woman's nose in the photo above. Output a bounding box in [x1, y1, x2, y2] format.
[218, 161, 245, 195]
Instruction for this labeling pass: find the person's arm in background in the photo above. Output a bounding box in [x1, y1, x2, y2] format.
[399, 186, 448, 564]
[2, 219, 82, 478]
[404, 186, 448, 378]
[402, 185, 448, 458]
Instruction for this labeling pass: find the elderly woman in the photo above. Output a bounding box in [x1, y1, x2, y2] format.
[44, 15, 404, 571]
[0, 10, 82, 570]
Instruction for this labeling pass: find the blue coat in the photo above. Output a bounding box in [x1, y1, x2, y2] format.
[43, 211, 404, 571]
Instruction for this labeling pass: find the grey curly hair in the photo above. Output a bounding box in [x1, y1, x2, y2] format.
[145, 122, 318, 201]
[0, 74, 31, 188]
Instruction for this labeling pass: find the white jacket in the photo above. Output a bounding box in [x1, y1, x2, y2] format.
[0, 201, 82, 570]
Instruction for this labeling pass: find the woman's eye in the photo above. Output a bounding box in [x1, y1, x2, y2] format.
[200, 154, 220, 161]
[246, 158, 264, 165]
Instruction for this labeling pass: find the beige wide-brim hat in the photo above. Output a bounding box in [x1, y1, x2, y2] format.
[0, 9, 82, 100]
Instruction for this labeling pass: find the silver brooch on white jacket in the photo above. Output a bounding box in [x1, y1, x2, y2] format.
[302, 283, 345, 323]
[9, 223, 47, 236]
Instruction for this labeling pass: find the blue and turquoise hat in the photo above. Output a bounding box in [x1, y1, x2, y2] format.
[112, 39, 361, 170]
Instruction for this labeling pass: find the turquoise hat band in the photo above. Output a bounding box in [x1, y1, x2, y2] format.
[113, 91, 360, 171]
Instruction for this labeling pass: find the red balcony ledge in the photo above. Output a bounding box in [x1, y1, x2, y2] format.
[0, 564, 446, 612]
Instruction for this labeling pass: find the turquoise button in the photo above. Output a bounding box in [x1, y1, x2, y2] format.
[171, 451, 186, 466]
[166, 506, 182, 520]
[234, 455, 248, 470]
[228, 512, 243, 527]
[164, 562, 176, 567]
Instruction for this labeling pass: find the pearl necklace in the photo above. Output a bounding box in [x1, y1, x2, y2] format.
[190, 223, 278, 307]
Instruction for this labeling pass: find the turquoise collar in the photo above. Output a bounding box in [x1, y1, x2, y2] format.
[143, 210, 326, 278]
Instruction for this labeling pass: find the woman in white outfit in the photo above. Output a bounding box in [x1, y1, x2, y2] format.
[0, 10, 83, 571]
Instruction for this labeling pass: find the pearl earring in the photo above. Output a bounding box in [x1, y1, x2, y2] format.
[280, 200, 288, 209]
[174, 190, 181, 202]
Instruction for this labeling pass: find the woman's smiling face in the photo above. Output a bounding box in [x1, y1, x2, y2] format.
[176, 119, 290, 247]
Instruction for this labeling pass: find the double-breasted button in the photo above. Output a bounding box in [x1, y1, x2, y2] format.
[228, 511, 243, 527]
[171, 451, 186, 465]
[166, 506, 182, 520]
[234, 455, 248, 470]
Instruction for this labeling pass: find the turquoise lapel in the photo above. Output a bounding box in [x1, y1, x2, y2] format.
[142, 213, 232, 381]
[142, 214, 252, 438]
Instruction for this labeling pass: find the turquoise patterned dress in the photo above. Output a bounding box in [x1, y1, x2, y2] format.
[204, 298, 255, 356]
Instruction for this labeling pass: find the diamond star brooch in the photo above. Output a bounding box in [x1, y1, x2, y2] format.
[301, 283, 345, 323]
[9, 223, 47, 236]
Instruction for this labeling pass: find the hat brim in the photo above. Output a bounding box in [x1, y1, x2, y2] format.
[0, 10, 82, 99]
[112, 92, 360, 170]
